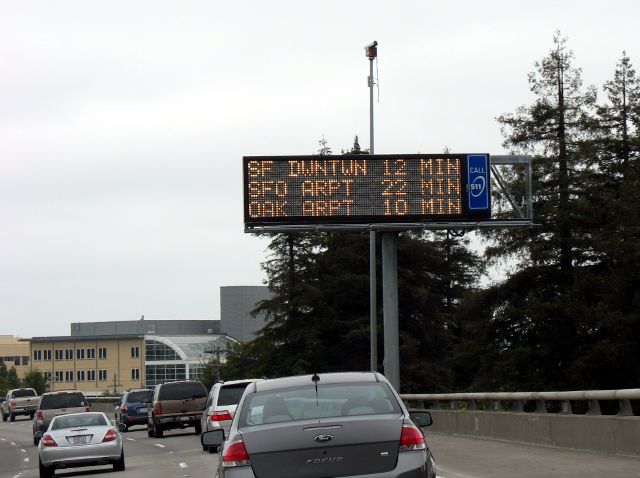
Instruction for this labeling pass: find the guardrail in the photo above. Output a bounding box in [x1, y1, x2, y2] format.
[400, 389, 640, 415]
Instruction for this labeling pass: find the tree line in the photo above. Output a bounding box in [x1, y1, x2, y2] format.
[221, 32, 639, 393]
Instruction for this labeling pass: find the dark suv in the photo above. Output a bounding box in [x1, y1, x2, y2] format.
[115, 388, 154, 431]
[147, 381, 207, 438]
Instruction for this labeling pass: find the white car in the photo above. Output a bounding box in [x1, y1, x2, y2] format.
[38, 412, 125, 478]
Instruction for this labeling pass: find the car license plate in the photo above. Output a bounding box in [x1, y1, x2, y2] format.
[180, 416, 190, 421]
[138, 407, 148, 414]
[72, 435, 91, 445]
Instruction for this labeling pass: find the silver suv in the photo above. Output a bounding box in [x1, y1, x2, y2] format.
[200, 379, 262, 452]
[32, 390, 90, 445]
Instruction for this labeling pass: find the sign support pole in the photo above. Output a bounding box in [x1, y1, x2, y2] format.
[382, 231, 400, 390]
[366, 41, 378, 373]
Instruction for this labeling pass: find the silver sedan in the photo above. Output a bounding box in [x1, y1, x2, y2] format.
[38, 412, 125, 478]
[201, 372, 437, 478]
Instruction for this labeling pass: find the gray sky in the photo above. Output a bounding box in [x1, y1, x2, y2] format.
[1, 1, 638, 338]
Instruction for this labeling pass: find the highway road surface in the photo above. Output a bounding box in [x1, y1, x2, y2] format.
[2, 415, 639, 478]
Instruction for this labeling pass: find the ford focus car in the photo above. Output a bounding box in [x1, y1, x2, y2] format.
[201, 372, 436, 478]
[38, 412, 125, 478]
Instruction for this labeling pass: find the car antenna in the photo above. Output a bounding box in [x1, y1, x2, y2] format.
[312, 372, 320, 406]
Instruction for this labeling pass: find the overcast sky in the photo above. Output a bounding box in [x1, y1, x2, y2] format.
[1, 1, 638, 338]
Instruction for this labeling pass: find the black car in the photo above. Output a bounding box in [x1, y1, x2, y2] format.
[115, 389, 154, 431]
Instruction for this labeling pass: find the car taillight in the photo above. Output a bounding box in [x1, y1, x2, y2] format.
[102, 428, 118, 443]
[399, 423, 426, 451]
[222, 439, 250, 467]
[85, 406, 91, 412]
[155, 402, 162, 416]
[210, 410, 232, 422]
[10, 400, 16, 407]
[120, 405, 128, 413]
[42, 434, 58, 447]
[36, 411, 44, 421]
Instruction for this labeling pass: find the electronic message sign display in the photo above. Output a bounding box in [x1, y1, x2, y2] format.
[243, 154, 491, 227]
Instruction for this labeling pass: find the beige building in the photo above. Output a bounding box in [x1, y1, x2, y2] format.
[29, 335, 146, 394]
[29, 330, 236, 395]
[0, 335, 31, 380]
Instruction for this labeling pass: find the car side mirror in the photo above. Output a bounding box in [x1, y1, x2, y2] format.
[117, 423, 127, 432]
[201, 430, 225, 447]
[409, 410, 433, 427]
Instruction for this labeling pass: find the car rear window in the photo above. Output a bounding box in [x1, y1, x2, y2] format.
[12, 389, 37, 398]
[52, 413, 107, 430]
[39, 393, 87, 410]
[239, 382, 401, 427]
[158, 382, 207, 401]
[127, 390, 153, 403]
[217, 383, 252, 406]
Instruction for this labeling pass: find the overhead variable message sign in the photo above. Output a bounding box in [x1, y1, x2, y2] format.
[243, 154, 491, 227]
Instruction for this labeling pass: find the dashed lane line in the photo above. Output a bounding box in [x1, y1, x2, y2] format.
[20, 448, 26, 453]
[126, 437, 136, 441]
[179, 463, 188, 469]
[154, 443, 166, 448]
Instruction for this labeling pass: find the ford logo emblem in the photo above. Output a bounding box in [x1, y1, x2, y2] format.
[313, 434, 334, 442]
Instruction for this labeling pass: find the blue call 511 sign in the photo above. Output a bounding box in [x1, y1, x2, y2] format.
[467, 154, 490, 211]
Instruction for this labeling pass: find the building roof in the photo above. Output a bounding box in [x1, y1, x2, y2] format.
[30, 335, 144, 343]
[146, 334, 236, 361]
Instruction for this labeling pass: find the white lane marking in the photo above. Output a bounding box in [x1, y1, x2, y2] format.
[179, 463, 188, 468]
[125, 437, 136, 441]
[11, 441, 16, 445]
[154, 443, 166, 448]
[1, 437, 6, 441]
[20, 449, 26, 453]
[23, 458, 29, 462]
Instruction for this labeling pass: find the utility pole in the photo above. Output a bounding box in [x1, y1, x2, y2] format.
[365, 41, 378, 373]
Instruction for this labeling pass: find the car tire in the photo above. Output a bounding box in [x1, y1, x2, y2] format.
[208, 446, 218, 454]
[147, 423, 154, 437]
[39, 457, 53, 478]
[194, 422, 202, 434]
[113, 450, 126, 472]
[1, 412, 6, 422]
[154, 423, 164, 438]
[10, 413, 15, 422]
[33, 435, 40, 446]
[29, 413, 35, 420]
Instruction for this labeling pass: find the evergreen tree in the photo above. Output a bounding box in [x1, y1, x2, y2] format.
[470, 32, 598, 390]
[6, 367, 19, 388]
[23, 371, 48, 395]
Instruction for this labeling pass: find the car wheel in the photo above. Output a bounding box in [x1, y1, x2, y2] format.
[39, 457, 54, 478]
[154, 424, 164, 438]
[208, 446, 218, 454]
[10, 413, 15, 422]
[194, 422, 202, 434]
[1, 412, 6, 422]
[29, 413, 35, 420]
[113, 450, 125, 472]
[33, 435, 40, 446]
[147, 423, 154, 437]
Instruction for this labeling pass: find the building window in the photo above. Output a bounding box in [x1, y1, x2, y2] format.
[21, 356, 29, 366]
[131, 369, 140, 381]
[145, 364, 186, 386]
[131, 346, 140, 358]
[87, 370, 96, 381]
[54, 371, 64, 382]
[76, 349, 85, 360]
[87, 348, 95, 359]
[65, 371, 74, 382]
[98, 370, 107, 381]
[33, 350, 42, 361]
[65, 349, 73, 360]
[98, 348, 107, 359]
[145, 340, 180, 361]
[43, 350, 52, 361]
[54, 350, 63, 361]
[76, 370, 85, 382]
[13, 356, 20, 366]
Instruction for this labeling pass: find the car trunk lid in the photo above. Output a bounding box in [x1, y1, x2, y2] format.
[241, 415, 402, 478]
